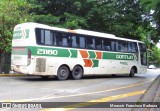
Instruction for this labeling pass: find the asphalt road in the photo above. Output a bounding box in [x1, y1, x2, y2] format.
[0, 69, 160, 111]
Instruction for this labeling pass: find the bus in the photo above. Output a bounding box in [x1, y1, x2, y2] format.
[11, 22, 148, 80]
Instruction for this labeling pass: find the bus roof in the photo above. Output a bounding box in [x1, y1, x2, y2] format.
[15, 22, 144, 43]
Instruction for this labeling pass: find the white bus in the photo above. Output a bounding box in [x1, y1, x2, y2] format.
[11, 22, 147, 80]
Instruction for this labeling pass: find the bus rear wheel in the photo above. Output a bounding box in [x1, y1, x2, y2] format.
[72, 66, 83, 80]
[129, 67, 135, 77]
[57, 66, 69, 80]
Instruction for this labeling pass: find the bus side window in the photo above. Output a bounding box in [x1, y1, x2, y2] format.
[111, 40, 116, 51]
[56, 32, 62, 46]
[56, 32, 69, 47]
[62, 33, 69, 47]
[139, 43, 147, 66]
[86, 36, 95, 49]
[36, 28, 55, 46]
[79, 36, 85, 48]
[116, 40, 128, 52]
[71, 35, 78, 48]
[40, 29, 45, 44]
[128, 42, 138, 53]
[45, 30, 53, 45]
[53, 32, 57, 46]
[62, 37, 68, 47]
[102, 39, 111, 51]
[95, 38, 102, 50]
[35, 28, 45, 45]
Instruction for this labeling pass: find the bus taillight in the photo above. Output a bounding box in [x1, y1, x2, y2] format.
[27, 48, 31, 66]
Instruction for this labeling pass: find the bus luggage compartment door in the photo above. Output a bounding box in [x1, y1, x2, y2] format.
[36, 58, 46, 72]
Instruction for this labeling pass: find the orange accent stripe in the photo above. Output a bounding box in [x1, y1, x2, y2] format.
[96, 52, 102, 59]
[79, 50, 88, 58]
[83, 59, 92, 67]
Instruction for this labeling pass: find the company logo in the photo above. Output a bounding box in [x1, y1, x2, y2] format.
[116, 54, 134, 60]
[13, 29, 29, 39]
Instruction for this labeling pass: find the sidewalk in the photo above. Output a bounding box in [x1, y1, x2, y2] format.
[132, 75, 160, 111]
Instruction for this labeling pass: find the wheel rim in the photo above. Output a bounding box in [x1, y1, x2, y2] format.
[72, 66, 83, 80]
[74, 69, 81, 76]
[60, 69, 67, 77]
[57, 66, 69, 80]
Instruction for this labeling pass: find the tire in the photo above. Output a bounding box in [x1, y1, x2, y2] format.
[72, 66, 83, 80]
[57, 66, 69, 80]
[129, 67, 135, 77]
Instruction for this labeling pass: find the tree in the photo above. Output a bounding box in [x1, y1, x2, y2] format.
[29, 0, 90, 29]
[140, 0, 160, 64]
[0, 0, 32, 73]
[140, 0, 160, 42]
[149, 46, 160, 66]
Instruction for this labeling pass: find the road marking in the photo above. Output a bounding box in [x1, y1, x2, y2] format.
[0, 79, 153, 102]
[41, 90, 146, 111]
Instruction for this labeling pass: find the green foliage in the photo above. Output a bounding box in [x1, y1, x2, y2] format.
[140, 0, 160, 39]
[33, 14, 60, 26]
[149, 46, 160, 67]
[59, 13, 87, 29]
[0, 0, 33, 53]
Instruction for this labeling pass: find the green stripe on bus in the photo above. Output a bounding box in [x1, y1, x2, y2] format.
[92, 60, 99, 67]
[70, 50, 77, 58]
[13, 46, 138, 61]
[29, 46, 77, 58]
[103, 52, 136, 61]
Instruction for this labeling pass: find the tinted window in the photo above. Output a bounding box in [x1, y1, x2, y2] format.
[95, 38, 102, 50]
[128, 42, 138, 53]
[116, 40, 128, 52]
[36, 28, 141, 54]
[111, 40, 116, 51]
[71, 35, 78, 48]
[56, 32, 69, 47]
[102, 39, 111, 51]
[86, 36, 95, 49]
[79, 36, 85, 48]
[139, 43, 147, 66]
[36, 28, 55, 45]
[45, 30, 53, 45]
[139, 43, 147, 52]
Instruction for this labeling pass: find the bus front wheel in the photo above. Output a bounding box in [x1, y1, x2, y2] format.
[129, 67, 135, 77]
[72, 66, 83, 80]
[57, 66, 69, 80]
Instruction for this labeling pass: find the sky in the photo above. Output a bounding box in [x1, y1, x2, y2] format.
[156, 40, 160, 48]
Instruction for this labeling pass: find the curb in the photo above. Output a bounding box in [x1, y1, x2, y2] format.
[132, 74, 160, 111]
[0, 74, 26, 76]
[151, 75, 160, 111]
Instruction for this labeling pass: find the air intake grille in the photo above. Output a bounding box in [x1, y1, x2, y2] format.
[36, 58, 46, 72]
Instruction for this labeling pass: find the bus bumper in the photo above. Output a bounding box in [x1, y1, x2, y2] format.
[11, 65, 32, 74]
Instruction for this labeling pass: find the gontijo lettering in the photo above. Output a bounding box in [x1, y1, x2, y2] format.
[116, 54, 134, 60]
